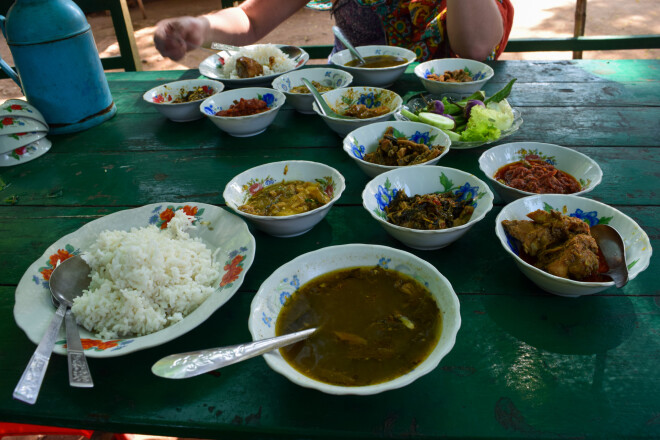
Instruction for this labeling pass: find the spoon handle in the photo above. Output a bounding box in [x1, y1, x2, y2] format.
[332, 26, 366, 64]
[13, 303, 67, 404]
[151, 327, 317, 379]
[65, 308, 93, 388]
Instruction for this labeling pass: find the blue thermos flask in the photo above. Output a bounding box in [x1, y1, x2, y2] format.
[0, 0, 117, 134]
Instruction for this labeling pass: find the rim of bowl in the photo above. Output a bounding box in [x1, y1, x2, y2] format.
[342, 121, 452, 171]
[494, 193, 652, 287]
[142, 79, 225, 106]
[271, 68, 354, 95]
[414, 58, 495, 85]
[478, 142, 604, 199]
[313, 87, 403, 121]
[201, 88, 286, 120]
[362, 166, 495, 235]
[330, 45, 417, 71]
[223, 160, 346, 222]
[248, 243, 461, 395]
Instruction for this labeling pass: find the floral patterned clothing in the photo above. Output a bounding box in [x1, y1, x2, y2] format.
[331, 0, 514, 61]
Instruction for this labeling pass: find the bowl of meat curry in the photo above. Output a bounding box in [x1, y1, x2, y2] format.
[495, 194, 652, 297]
[248, 243, 461, 395]
[362, 166, 494, 250]
[312, 86, 402, 137]
[223, 160, 346, 237]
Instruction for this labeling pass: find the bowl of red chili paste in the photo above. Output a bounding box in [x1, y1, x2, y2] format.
[200, 87, 286, 137]
[478, 142, 603, 204]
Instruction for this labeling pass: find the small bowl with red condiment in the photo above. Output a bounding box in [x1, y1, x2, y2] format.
[478, 142, 603, 204]
[143, 78, 224, 122]
[200, 87, 286, 137]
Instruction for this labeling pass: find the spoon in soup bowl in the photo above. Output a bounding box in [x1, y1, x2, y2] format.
[151, 327, 317, 379]
[302, 78, 353, 120]
[332, 26, 367, 66]
[590, 224, 629, 288]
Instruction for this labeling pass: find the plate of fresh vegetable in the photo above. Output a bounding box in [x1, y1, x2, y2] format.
[394, 79, 522, 150]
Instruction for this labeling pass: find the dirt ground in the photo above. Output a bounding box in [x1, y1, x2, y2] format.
[0, 0, 658, 99]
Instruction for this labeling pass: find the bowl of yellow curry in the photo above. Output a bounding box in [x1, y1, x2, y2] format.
[248, 243, 461, 395]
[271, 67, 353, 114]
[223, 160, 346, 237]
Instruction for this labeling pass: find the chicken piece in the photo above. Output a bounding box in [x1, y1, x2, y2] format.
[538, 233, 599, 279]
[527, 209, 590, 236]
[501, 218, 558, 256]
[235, 56, 263, 78]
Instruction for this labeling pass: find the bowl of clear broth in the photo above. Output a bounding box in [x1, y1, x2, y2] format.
[222, 160, 346, 237]
[248, 243, 461, 395]
[478, 142, 603, 203]
[271, 67, 353, 114]
[330, 45, 416, 87]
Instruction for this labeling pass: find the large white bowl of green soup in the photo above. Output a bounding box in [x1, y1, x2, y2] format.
[271, 67, 353, 114]
[222, 160, 346, 237]
[248, 243, 461, 395]
[330, 45, 416, 87]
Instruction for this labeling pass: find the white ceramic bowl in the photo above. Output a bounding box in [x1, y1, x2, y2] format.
[330, 45, 417, 87]
[271, 67, 353, 114]
[343, 121, 452, 178]
[0, 99, 48, 126]
[495, 194, 652, 297]
[363, 166, 494, 250]
[0, 137, 52, 167]
[414, 58, 494, 96]
[223, 160, 345, 237]
[312, 86, 402, 137]
[0, 115, 48, 135]
[143, 78, 224, 122]
[200, 87, 285, 137]
[0, 131, 47, 156]
[478, 142, 603, 203]
[248, 243, 461, 395]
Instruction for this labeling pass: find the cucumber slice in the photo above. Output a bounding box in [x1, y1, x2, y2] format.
[418, 112, 455, 130]
[400, 108, 420, 122]
[441, 128, 461, 142]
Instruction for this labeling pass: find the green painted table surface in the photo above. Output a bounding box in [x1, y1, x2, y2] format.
[0, 60, 658, 439]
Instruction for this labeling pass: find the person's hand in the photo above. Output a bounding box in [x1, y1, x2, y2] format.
[153, 16, 207, 61]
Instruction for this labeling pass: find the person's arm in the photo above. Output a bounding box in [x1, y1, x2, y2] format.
[154, 0, 309, 61]
[445, 0, 505, 60]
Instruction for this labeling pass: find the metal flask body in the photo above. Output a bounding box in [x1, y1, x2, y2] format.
[0, 0, 116, 134]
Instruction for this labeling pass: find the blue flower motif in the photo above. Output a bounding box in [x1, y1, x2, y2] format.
[409, 130, 431, 144]
[203, 105, 215, 115]
[375, 185, 397, 211]
[455, 182, 479, 204]
[279, 291, 291, 305]
[545, 158, 557, 166]
[570, 209, 599, 226]
[424, 69, 433, 78]
[357, 92, 381, 108]
[32, 275, 40, 285]
[261, 93, 275, 107]
[290, 275, 300, 289]
[148, 214, 158, 225]
[472, 71, 486, 81]
[324, 71, 332, 78]
[265, 178, 276, 185]
[262, 312, 272, 327]
[152, 205, 161, 213]
[228, 249, 239, 258]
[239, 246, 248, 252]
[351, 139, 365, 159]
[378, 257, 391, 268]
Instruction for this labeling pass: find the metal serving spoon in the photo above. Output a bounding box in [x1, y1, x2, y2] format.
[49, 255, 94, 387]
[210, 42, 304, 63]
[151, 327, 316, 379]
[590, 224, 629, 288]
[332, 26, 366, 65]
[301, 78, 352, 119]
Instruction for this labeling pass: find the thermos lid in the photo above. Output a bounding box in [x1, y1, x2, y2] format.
[4, 0, 91, 45]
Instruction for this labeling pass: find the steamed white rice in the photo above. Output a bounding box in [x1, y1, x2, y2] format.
[219, 44, 296, 79]
[71, 210, 221, 339]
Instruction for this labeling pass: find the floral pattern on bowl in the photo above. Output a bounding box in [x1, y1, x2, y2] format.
[424, 65, 488, 81]
[0, 99, 48, 126]
[14, 202, 256, 357]
[0, 137, 52, 167]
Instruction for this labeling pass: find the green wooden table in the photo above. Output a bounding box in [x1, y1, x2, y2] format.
[0, 60, 658, 439]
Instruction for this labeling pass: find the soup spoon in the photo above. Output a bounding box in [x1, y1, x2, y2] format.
[332, 26, 366, 65]
[151, 327, 317, 379]
[590, 224, 629, 288]
[301, 78, 352, 120]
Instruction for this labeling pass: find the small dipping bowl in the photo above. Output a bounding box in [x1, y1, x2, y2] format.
[414, 58, 494, 97]
[143, 78, 224, 122]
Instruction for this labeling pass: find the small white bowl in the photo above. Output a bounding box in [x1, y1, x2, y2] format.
[414, 58, 494, 96]
[271, 67, 353, 114]
[312, 86, 402, 137]
[343, 121, 452, 178]
[478, 142, 603, 203]
[200, 87, 285, 137]
[495, 194, 653, 297]
[0, 137, 52, 167]
[0, 131, 47, 156]
[330, 45, 417, 87]
[143, 79, 224, 122]
[362, 166, 494, 250]
[0, 115, 48, 136]
[223, 160, 345, 237]
[248, 243, 461, 395]
[0, 99, 48, 126]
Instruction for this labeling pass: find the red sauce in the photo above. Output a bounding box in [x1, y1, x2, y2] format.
[216, 98, 269, 117]
[494, 156, 581, 194]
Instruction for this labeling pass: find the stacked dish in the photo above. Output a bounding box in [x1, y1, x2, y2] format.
[0, 99, 51, 167]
